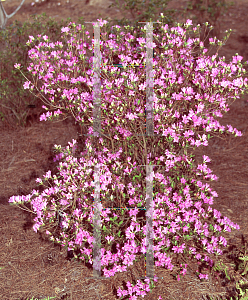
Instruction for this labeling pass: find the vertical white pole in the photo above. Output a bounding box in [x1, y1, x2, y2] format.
[92, 21, 102, 279]
[93, 164, 102, 278]
[146, 21, 154, 137]
[145, 22, 155, 280]
[92, 22, 101, 138]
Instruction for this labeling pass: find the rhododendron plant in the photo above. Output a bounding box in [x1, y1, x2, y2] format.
[10, 14, 248, 299]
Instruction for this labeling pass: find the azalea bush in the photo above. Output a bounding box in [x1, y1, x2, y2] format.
[9, 14, 248, 299]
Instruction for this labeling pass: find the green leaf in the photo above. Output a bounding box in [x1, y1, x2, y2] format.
[209, 224, 214, 231]
[133, 174, 141, 180]
[183, 234, 191, 241]
[241, 263, 248, 276]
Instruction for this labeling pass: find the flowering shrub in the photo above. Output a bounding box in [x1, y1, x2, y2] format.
[10, 14, 248, 299]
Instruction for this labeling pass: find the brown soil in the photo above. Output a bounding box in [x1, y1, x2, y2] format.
[1, 0, 248, 299]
